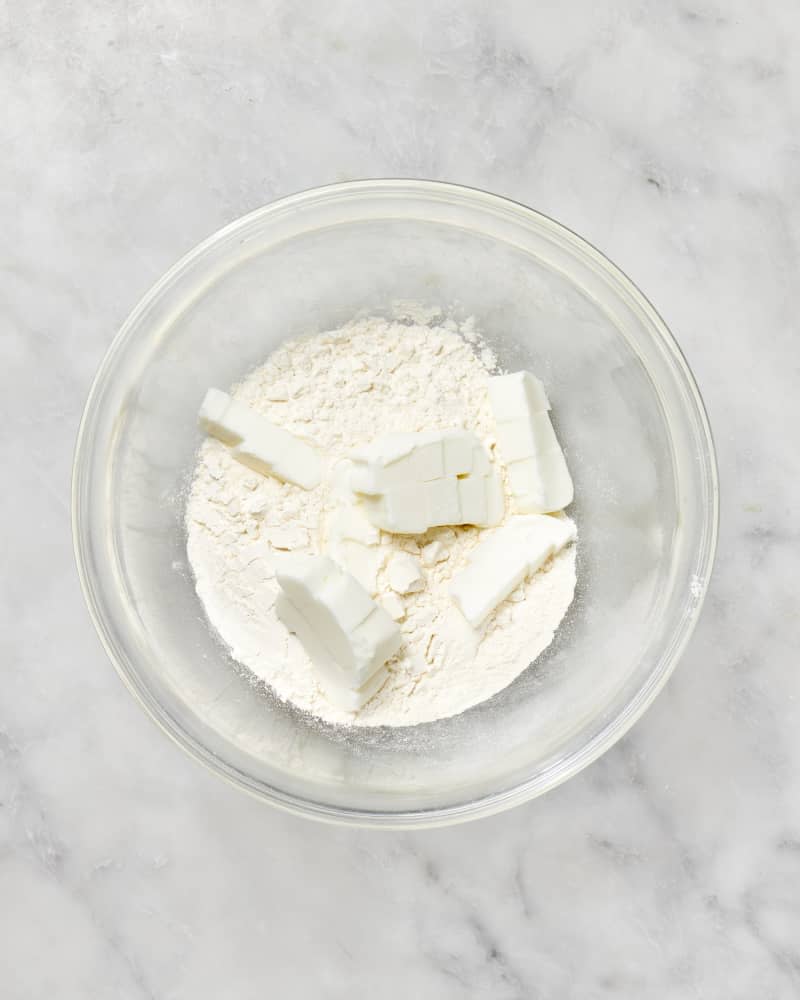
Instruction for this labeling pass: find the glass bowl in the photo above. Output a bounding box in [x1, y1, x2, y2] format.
[72, 180, 718, 827]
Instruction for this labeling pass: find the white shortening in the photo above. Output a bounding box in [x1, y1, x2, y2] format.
[198, 388, 321, 489]
[488, 371, 573, 513]
[275, 554, 402, 710]
[350, 429, 504, 533]
[450, 515, 577, 628]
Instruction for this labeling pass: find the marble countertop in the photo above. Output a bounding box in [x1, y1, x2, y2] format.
[3, 2, 798, 996]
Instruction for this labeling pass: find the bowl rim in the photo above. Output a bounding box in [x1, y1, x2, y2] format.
[72, 178, 719, 828]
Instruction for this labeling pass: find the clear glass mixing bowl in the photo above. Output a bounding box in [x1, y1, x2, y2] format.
[72, 180, 718, 827]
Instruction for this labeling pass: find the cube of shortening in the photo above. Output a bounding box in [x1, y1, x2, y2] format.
[409, 438, 445, 483]
[275, 595, 392, 712]
[362, 483, 430, 534]
[275, 555, 402, 710]
[450, 514, 577, 627]
[488, 371, 573, 513]
[424, 478, 462, 527]
[457, 474, 488, 525]
[197, 388, 321, 489]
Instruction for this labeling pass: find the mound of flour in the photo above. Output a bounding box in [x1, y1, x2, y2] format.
[186, 315, 576, 727]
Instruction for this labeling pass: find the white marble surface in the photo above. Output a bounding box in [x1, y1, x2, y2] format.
[2, 1, 799, 996]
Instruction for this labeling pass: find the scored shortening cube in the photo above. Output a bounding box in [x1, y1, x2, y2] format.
[275, 595, 392, 712]
[449, 515, 577, 628]
[488, 371, 573, 514]
[351, 429, 504, 534]
[275, 554, 402, 710]
[198, 388, 321, 490]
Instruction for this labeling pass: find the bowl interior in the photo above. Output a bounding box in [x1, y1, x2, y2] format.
[74, 183, 716, 824]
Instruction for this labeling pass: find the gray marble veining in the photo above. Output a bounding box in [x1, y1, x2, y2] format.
[2, 1, 799, 997]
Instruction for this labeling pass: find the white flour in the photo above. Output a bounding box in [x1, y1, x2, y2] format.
[186, 315, 576, 727]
